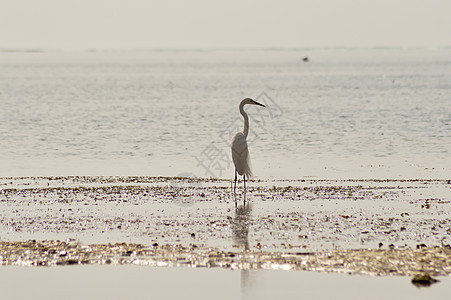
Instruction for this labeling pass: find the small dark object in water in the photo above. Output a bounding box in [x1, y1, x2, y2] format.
[67, 259, 79, 265]
[190, 233, 196, 238]
[411, 274, 439, 287]
[294, 252, 314, 256]
[56, 259, 79, 266]
[378, 242, 383, 248]
[302, 57, 309, 62]
[416, 243, 427, 249]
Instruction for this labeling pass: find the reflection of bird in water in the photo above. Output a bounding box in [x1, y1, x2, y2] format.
[231, 204, 253, 295]
[231, 98, 265, 207]
[231, 204, 252, 250]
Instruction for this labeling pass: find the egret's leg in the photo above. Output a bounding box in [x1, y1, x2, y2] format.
[234, 170, 237, 207]
[234, 170, 237, 194]
[243, 174, 246, 206]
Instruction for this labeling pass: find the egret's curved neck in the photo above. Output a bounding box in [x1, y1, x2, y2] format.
[239, 102, 249, 138]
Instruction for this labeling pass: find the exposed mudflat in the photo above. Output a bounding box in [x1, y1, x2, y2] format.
[1, 239, 451, 278]
[0, 176, 450, 276]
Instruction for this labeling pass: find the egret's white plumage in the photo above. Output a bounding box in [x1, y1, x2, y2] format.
[231, 132, 252, 177]
[231, 98, 265, 205]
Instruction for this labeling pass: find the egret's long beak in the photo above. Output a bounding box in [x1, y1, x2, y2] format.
[251, 100, 266, 107]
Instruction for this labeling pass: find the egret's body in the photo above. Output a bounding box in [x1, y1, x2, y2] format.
[231, 98, 265, 205]
[231, 132, 251, 178]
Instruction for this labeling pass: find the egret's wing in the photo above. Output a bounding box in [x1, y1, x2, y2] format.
[231, 132, 252, 177]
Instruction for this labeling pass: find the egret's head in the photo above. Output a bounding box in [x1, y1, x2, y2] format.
[242, 98, 266, 107]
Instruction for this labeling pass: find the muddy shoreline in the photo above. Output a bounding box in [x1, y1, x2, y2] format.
[1, 239, 451, 277]
[1, 176, 450, 278]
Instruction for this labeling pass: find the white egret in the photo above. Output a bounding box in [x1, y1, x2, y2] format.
[231, 98, 265, 205]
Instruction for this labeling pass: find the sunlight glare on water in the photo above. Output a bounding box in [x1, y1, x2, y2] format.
[0, 49, 450, 179]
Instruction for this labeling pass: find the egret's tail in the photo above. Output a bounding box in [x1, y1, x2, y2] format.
[243, 154, 253, 178]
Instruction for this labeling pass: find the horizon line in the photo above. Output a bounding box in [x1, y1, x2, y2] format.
[1, 45, 450, 53]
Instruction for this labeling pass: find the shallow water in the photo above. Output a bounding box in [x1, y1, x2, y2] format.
[1, 49, 450, 179]
[1, 176, 450, 251]
[1, 176, 450, 298]
[0, 265, 449, 300]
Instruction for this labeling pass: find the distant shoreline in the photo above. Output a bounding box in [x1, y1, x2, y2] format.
[1, 46, 450, 53]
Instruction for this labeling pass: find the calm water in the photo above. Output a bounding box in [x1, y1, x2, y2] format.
[2, 266, 450, 300]
[0, 49, 450, 179]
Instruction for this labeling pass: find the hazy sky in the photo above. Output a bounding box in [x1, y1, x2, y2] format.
[1, 0, 450, 49]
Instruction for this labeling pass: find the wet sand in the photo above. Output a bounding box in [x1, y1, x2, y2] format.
[1, 176, 450, 298]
